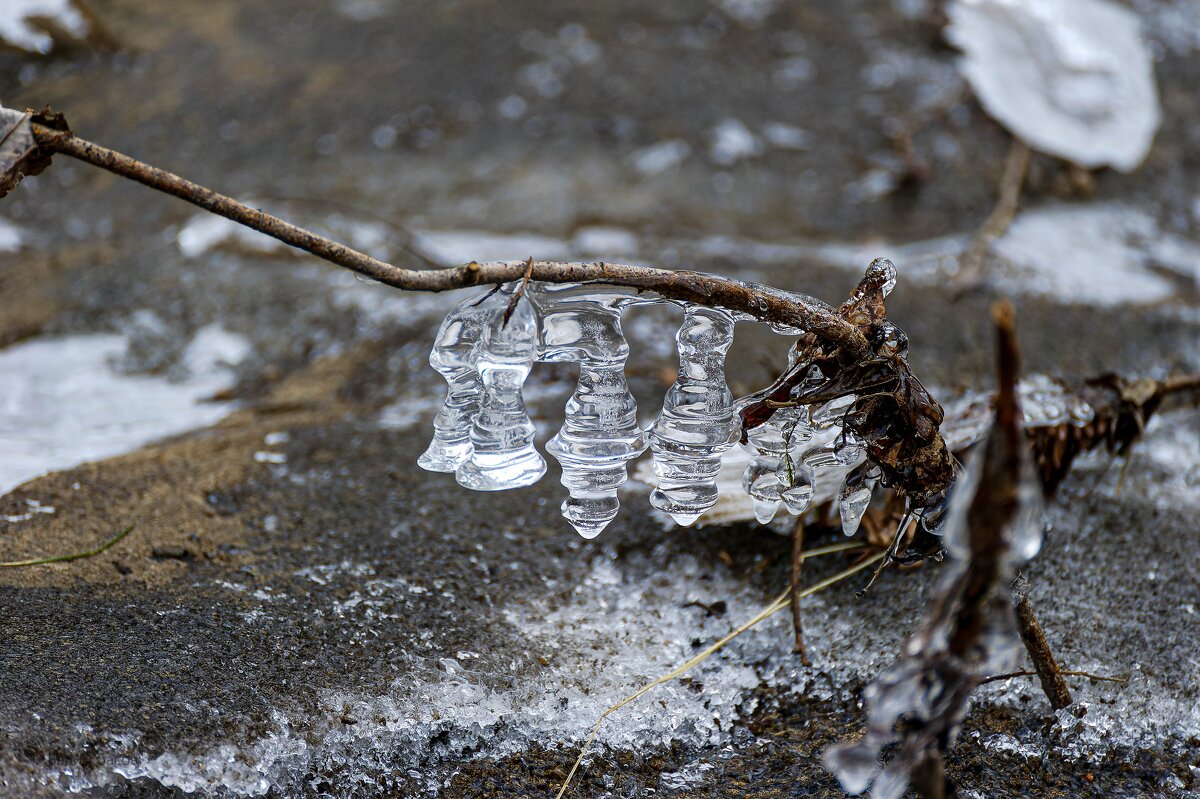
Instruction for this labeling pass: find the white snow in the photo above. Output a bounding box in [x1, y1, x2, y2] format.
[571, 226, 639, 257]
[991, 203, 1198, 306]
[409, 229, 571, 266]
[945, 0, 1161, 172]
[762, 121, 811, 151]
[0, 329, 247, 495]
[630, 140, 692, 176]
[709, 118, 763, 166]
[177, 213, 288, 259]
[0, 0, 89, 54]
[0, 218, 24, 252]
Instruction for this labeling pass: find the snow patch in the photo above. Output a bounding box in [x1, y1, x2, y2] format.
[945, 0, 1160, 171]
[991, 204, 1197, 306]
[0, 218, 24, 252]
[0, 330, 246, 495]
[0, 0, 89, 54]
[177, 213, 287, 259]
[410, 230, 571, 266]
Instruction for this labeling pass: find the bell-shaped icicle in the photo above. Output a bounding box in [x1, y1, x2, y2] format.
[838, 462, 877, 537]
[455, 287, 546, 491]
[538, 290, 646, 539]
[648, 305, 739, 526]
[418, 293, 495, 473]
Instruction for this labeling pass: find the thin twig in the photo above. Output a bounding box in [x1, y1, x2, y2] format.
[979, 669, 1127, 686]
[0, 524, 135, 567]
[951, 139, 1031, 293]
[1161, 373, 1200, 395]
[1013, 588, 1073, 709]
[790, 517, 809, 664]
[29, 124, 869, 358]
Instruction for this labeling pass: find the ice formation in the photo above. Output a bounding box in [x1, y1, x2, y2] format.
[419, 273, 903, 538]
[540, 288, 646, 538]
[647, 306, 739, 526]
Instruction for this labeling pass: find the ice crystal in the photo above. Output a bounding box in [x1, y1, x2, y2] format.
[418, 268, 919, 538]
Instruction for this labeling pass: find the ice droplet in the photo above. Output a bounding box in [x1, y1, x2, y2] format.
[648, 306, 739, 526]
[418, 294, 492, 472]
[780, 461, 815, 515]
[810, 394, 856, 429]
[539, 290, 646, 538]
[874, 258, 897, 297]
[839, 463, 876, 536]
[739, 408, 795, 524]
[455, 289, 547, 491]
[834, 429, 866, 465]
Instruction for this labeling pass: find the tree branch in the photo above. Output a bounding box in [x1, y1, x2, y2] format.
[29, 124, 869, 358]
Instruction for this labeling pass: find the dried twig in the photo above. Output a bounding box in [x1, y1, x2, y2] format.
[789, 517, 809, 664]
[979, 669, 1126, 686]
[1010, 574, 1072, 708]
[22, 121, 868, 358]
[950, 139, 1031, 293]
[501, 257, 535, 327]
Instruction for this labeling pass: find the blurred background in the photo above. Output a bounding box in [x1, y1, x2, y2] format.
[0, 1, 1197, 797]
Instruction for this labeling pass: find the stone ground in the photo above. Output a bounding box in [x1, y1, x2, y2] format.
[0, 0, 1198, 797]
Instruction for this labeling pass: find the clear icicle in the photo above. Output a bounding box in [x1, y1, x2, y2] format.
[839, 463, 876, 536]
[648, 305, 739, 526]
[738, 404, 808, 524]
[418, 294, 494, 473]
[780, 459, 815, 515]
[538, 291, 646, 539]
[455, 289, 546, 491]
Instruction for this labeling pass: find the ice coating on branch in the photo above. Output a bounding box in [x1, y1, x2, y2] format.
[418, 294, 496, 472]
[417, 262, 942, 538]
[648, 306, 739, 526]
[454, 291, 546, 491]
[537, 288, 646, 539]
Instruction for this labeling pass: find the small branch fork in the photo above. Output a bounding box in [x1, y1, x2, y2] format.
[26, 123, 869, 358]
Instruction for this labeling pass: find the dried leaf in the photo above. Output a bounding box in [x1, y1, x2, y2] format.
[740, 259, 959, 519]
[0, 103, 68, 199]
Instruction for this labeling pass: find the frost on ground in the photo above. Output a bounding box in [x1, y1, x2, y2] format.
[990, 204, 1200, 306]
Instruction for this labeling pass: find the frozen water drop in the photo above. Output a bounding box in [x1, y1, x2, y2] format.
[839, 464, 876, 536]
[868, 257, 897, 297]
[560, 495, 619, 539]
[752, 499, 779, 525]
[455, 289, 546, 490]
[668, 510, 703, 527]
[419, 293, 494, 472]
[537, 288, 646, 538]
[781, 465, 815, 515]
[835, 429, 865, 465]
[648, 306, 739, 524]
[810, 394, 855, 429]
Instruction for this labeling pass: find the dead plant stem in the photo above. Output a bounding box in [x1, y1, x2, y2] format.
[30, 124, 869, 358]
